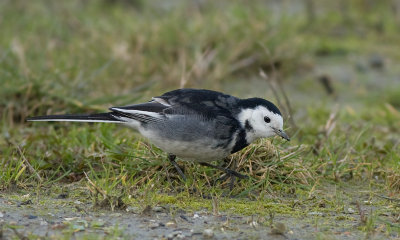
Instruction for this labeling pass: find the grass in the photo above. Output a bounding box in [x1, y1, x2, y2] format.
[1, 0, 400, 238]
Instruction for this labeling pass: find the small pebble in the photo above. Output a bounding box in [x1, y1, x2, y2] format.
[218, 215, 227, 221]
[180, 215, 191, 222]
[165, 221, 176, 227]
[0, 212, 3, 218]
[250, 221, 258, 228]
[40, 220, 48, 226]
[203, 228, 214, 238]
[22, 193, 30, 198]
[347, 207, 355, 214]
[166, 230, 183, 239]
[152, 206, 163, 212]
[18, 199, 32, 207]
[56, 193, 68, 199]
[271, 222, 286, 235]
[308, 211, 324, 216]
[175, 233, 185, 239]
[369, 54, 384, 69]
[149, 222, 160, 229]
[193, 213, 200, 219]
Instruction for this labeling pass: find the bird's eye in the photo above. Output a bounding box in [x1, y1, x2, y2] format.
[264, 116, 271, 123]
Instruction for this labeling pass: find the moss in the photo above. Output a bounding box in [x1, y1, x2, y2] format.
[335, 215, 356, 221]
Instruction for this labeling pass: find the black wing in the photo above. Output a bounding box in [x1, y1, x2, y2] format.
[110, 89, 241, 122]
[109, 101, 169, 123]
[155, 88, 240, 118]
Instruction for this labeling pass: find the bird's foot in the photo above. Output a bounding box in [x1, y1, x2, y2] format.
[199, 162, 249, 191]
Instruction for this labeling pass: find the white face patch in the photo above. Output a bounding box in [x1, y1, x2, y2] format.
[237, 106, 283, 143]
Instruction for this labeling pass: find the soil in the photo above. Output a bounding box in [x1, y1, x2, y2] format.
[1, 183, 399, 239]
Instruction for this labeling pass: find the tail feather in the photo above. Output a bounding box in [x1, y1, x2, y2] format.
[26, 112, 124, 123]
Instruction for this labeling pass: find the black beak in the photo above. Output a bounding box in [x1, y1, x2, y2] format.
[274, 128, 290, 141]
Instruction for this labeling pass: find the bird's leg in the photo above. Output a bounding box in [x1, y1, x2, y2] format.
[199, 162, 248, 180]
[215, 172, 237, 192]
[200, 162, 248, 191]
[168, 154, 187, 181]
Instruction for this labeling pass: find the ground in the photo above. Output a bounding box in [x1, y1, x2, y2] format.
[1, 182, 399, 239]
[1, 0, 400, 239]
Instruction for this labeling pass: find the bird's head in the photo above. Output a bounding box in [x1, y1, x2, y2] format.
[238, 98, 290, 143]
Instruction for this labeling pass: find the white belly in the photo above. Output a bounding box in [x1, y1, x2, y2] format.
[139, 128, 232, 162]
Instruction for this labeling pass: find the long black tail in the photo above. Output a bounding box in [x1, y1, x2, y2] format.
[26, 112, 124, 123]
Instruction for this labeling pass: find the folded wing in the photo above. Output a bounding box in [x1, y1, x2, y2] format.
[109, 98, 171, 123]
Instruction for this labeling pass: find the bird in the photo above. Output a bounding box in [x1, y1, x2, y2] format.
[27, 88, 290, 183]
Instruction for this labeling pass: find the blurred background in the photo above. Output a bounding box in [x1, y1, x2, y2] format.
[1, 0, 400, 189]
[1, 0, 399, 124]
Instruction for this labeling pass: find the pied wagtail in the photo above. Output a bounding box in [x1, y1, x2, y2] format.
[27, 88, 290, 182]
